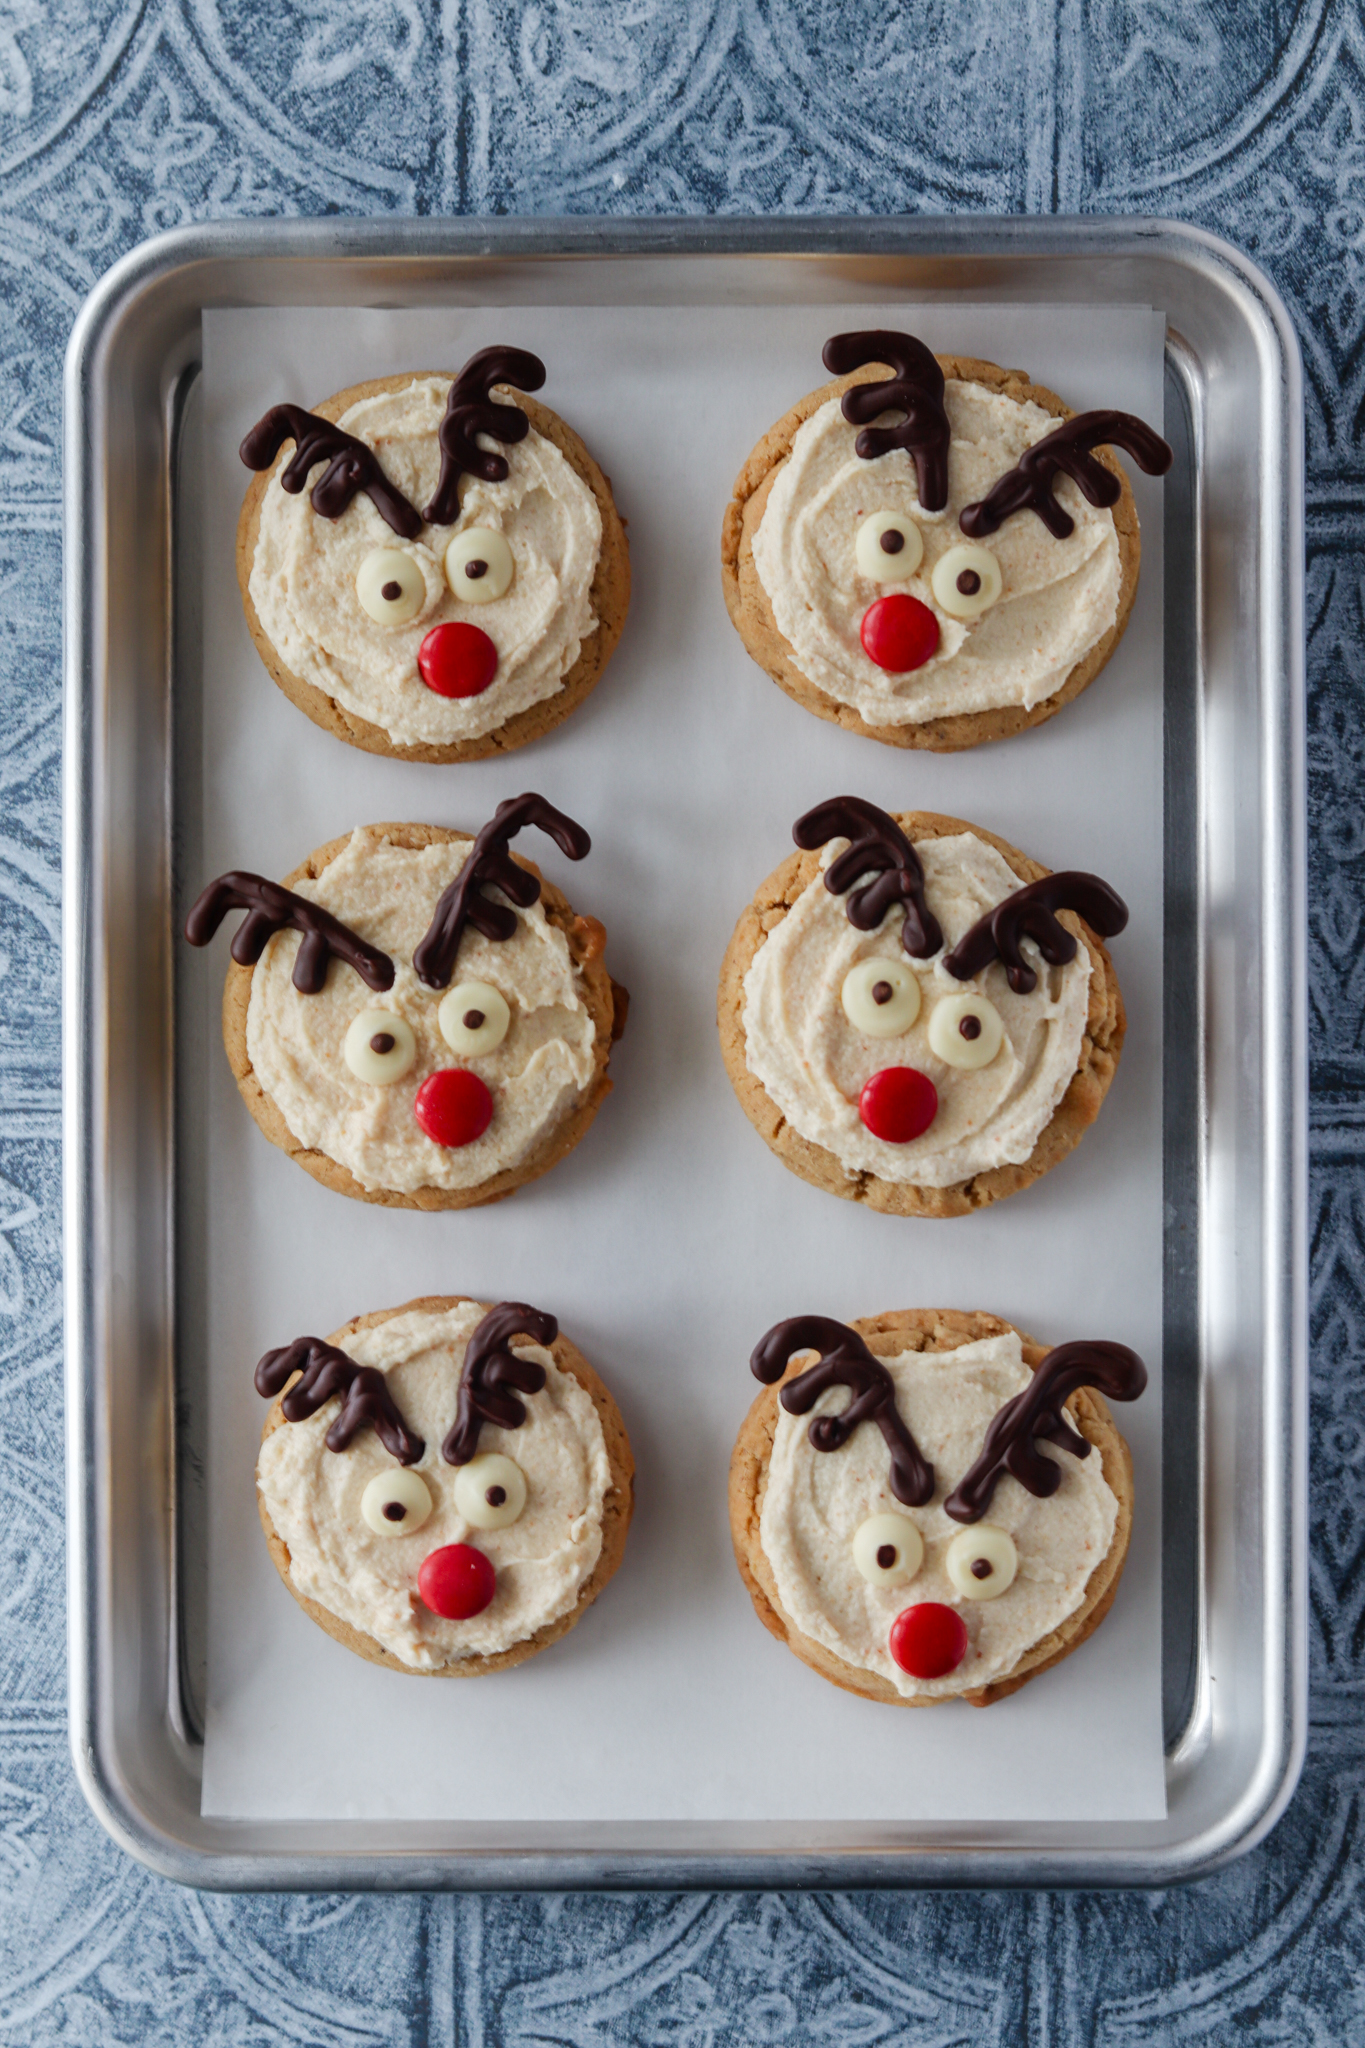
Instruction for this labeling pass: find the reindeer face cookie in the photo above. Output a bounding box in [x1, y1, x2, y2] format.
[722, 331, 1170, 750]
[238, 349, 630, 761]
[718, 799, 1128, 1216]
[729, 1310, 1145, 1705]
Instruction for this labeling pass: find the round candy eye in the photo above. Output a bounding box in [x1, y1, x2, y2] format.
[855, 511, 924, 582]
[453, 1453, 527, 1530]
[852, 1512, 924, 1587]
[931, 543, 1002, 621]
[438, 980, 510, 1058]
[360, 1467, 432, 1537]
[841, 957, 921, 1038]
[344, 1009, 417, 1085]
[927, 992, 1004, 1070]
[945, 1525, 1018, 1601]
[445, 527, 514, 605]
[356, 548, 427, 626]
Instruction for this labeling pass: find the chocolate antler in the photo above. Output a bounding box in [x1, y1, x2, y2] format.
[423, 346, 548, 526]
[239, 404, 423, 539]
[255, 1337, 425, 1466]
[443, 1302, 558, 1465]
[412, 794, 591, 990]
[752, 1316, 935, 1508]
[185, 872, 395, 995]
[821, 331, 951, 512]
[959, 410, 1172, 541]
[945, 1340, 1146, 1523]
[943, 872, 1127, 995]
[794, 797, 943, 959]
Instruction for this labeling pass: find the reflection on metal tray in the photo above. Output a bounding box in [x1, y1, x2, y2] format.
[63, 216, 1306, 1890]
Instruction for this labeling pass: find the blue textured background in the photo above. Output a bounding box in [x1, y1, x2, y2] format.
[1, 1, 1358, 2037]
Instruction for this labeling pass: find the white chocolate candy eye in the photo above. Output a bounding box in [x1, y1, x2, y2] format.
[344, 1008, 417, 1084]
[445, 527, 514, 605]
[360, 1468, 433, 1537]
[852, 1512, 924, 1587]
[855, 510, 924, 582]
[945, 1524, 1018, 1600]
[438, 981, 510, 1057]
[931, 543, 1002, 620]
[927, 992, 1004, 1069]
[842, 957, 922, 1038]
[356, 548, 427, 625]
[454, 1453, 526, 1529]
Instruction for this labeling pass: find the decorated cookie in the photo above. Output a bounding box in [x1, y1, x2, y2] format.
[730, 1309, 1145, 1705]
[721, 330, 1171, 749]
[185, 793, 626, 1208]
[255, 1297, 633, 1675]
[718, 797, 1127, 1215]
[237, 348, 630, 760]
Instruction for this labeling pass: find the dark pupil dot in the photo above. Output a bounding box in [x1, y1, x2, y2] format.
[465, 559, 488, 580]
[370, 1032, 396, 1054]
[959, 1015, 982, 1040]
[956, 569, 982, 596]
[872, 981, 894, 1005]
[971, 1557, 994, 1579]
[485, 1485, 506, 1507]
[381, 580, 403, 601]
[879, 529, 905, 555]
[383, 1501, 407, 1522]
[876, 1543, 897, 1569]
[463, 1009, 486, 1031]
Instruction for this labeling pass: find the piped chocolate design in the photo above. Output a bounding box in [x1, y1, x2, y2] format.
[255, 1337, 425, 1466]
[423, 346, 548, 526]
[751, 1316, 935, 1509]
[794, 797, 943, 959]
[945, 1340, 1147, 1523]
[412, 793, 591, 990]
[239, 404, 423, 539]
[184, 871, 395, 995]
[959, 410, 1173, 541]
[442, 1301, 558, 1466]
[822, 331, 951, 512]
[943, 871, 1128, 994]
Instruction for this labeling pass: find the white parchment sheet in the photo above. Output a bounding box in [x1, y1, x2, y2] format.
[197, 300, 1167, 1823]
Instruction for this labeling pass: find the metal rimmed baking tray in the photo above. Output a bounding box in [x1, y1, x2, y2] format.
[63, 216, 1306, 1890]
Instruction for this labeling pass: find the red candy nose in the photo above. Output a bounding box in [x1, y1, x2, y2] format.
[418, 622, 498, 698]
[890, 1602, 969, 1680]
[418, 1543, 496, 1620]
[861, 593, 940, 672]
[413, 1068, 493, 1148]
[859, 1066, 938, 1142]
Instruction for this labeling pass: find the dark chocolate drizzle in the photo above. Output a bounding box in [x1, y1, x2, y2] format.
[751, 1316, 935, 1508]
[184, 871, 395, 995]
[821, 331, 951, 512]
[793, 797, 943, 959]
[423, 346, 547, 526]
[958, 409, 1173, 541]
[442, 1302, 558, 1466]
[239, 404, 423, 539]
[255, 1337, 425, 1466]
[412, 793, 591, 991]
[942, 871, 1128, 995]
[944, 1340, 1147, 1523]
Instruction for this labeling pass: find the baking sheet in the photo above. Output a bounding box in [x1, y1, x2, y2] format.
[194, 300, 1167, 1824]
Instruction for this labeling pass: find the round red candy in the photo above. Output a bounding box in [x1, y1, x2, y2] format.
[890, 1602, 968, 1679]
[418, 622, 498, 698]
[858, 1066, 938, 1143]
[860, 593, 940, 672]
[413, 1068, 493, 1148]
[418, 1543, 496, 1620]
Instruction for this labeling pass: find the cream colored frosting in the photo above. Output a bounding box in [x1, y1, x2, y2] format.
[759, 1332, 1118, 1699]
[245, 828, 598, 1194]
[751, 380, 1122, 724]
[741, 832, 1091, 1187]
[256, 1302, 610, 1670]
[247, 375, 602, 746]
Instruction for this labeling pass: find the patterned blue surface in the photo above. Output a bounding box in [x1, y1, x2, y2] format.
[1, 0, 1360, 2036]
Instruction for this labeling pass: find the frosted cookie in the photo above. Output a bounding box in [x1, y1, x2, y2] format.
[718, 797, 1127, 1216]
[185, 793, 625, 1209]
[721, 330, 1171, 749]
[255, 1297, 633, 1675]
[238, 348, 630, 760]
[730, 1309, 1146, 1705]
